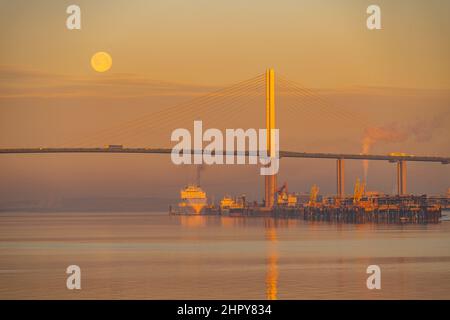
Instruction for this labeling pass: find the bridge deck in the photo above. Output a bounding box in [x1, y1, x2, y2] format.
[0, 148, 448, 163]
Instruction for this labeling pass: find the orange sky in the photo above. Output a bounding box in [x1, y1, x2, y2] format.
[0, 0, 449, 206]
[1, 0, 449, 87]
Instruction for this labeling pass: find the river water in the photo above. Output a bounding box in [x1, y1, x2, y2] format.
[0, 211, 449, 299]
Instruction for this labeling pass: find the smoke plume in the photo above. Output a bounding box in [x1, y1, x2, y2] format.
[361, 114, 447, 183]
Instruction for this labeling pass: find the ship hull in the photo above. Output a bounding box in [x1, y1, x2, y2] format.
[169, 206, 220, 216]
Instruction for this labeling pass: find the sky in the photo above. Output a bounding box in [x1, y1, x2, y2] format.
[1, 0, 450, 87]
[0, 0, 449, 208]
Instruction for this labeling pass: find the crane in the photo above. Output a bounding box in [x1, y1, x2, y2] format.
[353, 178, 365, 204]
[308, 184, 320, 206]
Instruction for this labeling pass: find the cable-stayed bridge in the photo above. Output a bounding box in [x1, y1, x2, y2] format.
[1, 69, 448, 207]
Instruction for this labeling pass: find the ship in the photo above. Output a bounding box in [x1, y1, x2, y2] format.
[220, 196, 245, 215]
[172, 185, 208, 215]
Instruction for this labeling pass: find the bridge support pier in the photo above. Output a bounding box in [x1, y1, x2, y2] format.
[397, 160, 407, 195]
[265, 68, 277, 208]
[336, 159, 345, 199]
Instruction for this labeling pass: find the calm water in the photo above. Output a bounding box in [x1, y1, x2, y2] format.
[0, 211, 450, 299]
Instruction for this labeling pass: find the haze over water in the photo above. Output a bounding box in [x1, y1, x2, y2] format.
[0, 211, 449, 299]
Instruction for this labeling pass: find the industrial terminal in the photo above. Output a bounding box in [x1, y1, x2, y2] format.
[169, 69, 449, 224]
[169, 181, 449, 224]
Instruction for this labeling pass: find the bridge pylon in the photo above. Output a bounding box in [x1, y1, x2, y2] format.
[265, 68, 277, 208]
[336, 158, 345, 199]
[397, 160, 407, 195]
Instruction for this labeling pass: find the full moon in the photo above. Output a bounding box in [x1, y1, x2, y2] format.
[91, 51, 112, 72]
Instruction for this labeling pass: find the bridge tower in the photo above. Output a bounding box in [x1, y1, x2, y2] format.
[265, 68, 277, 208]
[397, 160, 407, 195]
[336, 158, 345, 199]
